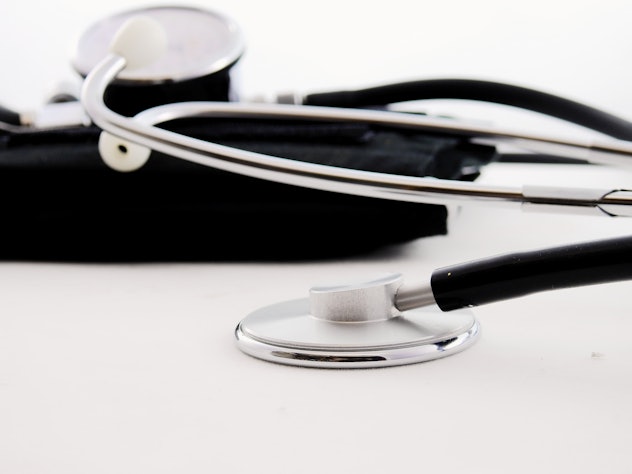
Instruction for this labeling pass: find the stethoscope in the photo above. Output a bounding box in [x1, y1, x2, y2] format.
[16, 5, 632, 368]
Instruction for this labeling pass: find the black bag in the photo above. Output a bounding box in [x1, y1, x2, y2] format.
[0, 117, 496, 261]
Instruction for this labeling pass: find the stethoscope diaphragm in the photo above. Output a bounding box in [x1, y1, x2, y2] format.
[235, 273, 480, 368]
[236, 300, 479, 368]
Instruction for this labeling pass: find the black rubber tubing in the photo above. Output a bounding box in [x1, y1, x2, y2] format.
[431, 234, 632, 312]
[304, 78, 632, 141]
[0, 104, 20, 126]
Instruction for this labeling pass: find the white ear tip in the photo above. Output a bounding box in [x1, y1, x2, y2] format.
[109, 16, 167, 70]
[98, 132, 151, 172]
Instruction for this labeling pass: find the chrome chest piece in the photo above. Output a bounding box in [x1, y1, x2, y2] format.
[235, 274, 480, 368]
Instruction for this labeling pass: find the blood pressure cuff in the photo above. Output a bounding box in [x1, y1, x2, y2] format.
[0, 118, 496, 261]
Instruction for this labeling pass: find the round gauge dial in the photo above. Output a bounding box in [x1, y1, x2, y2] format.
[73, 6, 245, 84]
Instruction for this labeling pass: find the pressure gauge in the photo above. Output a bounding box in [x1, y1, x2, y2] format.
[73, 5, 245, 115]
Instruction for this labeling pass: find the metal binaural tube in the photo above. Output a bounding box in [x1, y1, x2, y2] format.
[394, 281, 436, 312]
[81, 53, 632, 216]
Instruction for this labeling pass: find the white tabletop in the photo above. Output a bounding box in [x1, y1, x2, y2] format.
[1, 1, 632, 473]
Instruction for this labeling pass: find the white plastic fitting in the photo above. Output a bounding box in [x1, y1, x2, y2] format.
[109, 16, 168, 70]
[98, 132, 151, 172]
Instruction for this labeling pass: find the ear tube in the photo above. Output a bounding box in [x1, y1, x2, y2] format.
[94, 15, 167, 171]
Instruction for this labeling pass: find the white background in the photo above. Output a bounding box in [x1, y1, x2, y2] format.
[1, 1, 632, 473]
[2, 0, 632, 120]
